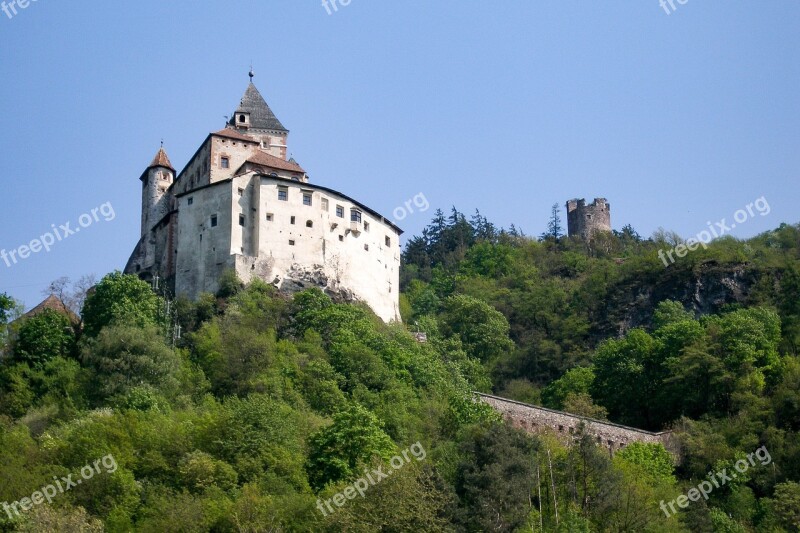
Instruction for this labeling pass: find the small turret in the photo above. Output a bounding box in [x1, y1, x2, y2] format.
[140, 145, 175, 237]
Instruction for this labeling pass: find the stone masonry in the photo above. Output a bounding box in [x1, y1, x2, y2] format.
[476, 393, 678, 457]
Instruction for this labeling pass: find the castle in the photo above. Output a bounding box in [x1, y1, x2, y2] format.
[566, 198, 611, 239]
[125, 74, 402, 322]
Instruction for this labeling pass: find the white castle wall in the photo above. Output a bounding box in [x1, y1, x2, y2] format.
[172, 173, 401, 322]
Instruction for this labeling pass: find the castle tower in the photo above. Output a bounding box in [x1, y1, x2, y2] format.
[140, 146, 175, 237]
[566, 198, 611, 239]
[228, 71, 289, 159]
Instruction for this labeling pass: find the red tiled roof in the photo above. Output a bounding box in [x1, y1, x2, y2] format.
[212, 127, 256, 142]
[22, 294, 80, 325]
[247, 149, 305, 173]
[149, 147, 175, 171]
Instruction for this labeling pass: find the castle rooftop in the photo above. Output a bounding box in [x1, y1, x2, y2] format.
[228, 82, 287, 132]
[148, 146, 175, 172]
[245, 149, 305, 173]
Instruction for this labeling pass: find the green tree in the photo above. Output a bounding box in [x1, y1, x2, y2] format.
[82, 324, 180, 400]
[454, 420, 535, 532]
[0, 292, 15, 324]
[81, 271, 164, 337]
[562, 393, 608, 420]
[652, 299, 694, 329]
[178, 450, 238, 493]
[771, 481, 800, 531]
[438, 294, 514, 363]
[13, 309, 75, 366]
[217, 268, 244, 298]
[591, 329, 658, 428]
[322, 463, 453, 532]
[615, 442, 675, 483]
[208, 394, 313, 490]
[0, 363, 35, 417]
[17, 505, 103, 532]
[306, 404, 395, 491]
[541, 202, 564, 241]
[542, 366, 595, 410]
[0, 293, 20, 357]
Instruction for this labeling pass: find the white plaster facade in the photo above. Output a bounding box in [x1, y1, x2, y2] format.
[126, 81, 402, 322]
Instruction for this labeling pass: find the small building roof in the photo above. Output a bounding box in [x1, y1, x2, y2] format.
[22, 294, 80, 325]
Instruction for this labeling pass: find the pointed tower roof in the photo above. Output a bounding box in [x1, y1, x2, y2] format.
[229, 82, 287, 132]
[148, 146, 175, 171]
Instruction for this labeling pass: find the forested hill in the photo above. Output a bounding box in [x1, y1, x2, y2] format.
[402, 208, 800, 388]
[0, 208, 799, 531]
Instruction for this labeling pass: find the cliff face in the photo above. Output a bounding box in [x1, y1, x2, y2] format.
[596, 261, 768, 338]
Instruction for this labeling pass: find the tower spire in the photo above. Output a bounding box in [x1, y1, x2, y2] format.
[249, 64, 254, 82]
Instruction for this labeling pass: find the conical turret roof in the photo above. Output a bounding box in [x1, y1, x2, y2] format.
[148, 147, 175, 171]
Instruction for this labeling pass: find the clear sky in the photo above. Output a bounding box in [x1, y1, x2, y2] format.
[1, 1, 798, 309]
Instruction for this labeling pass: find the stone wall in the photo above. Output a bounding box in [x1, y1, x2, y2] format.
[476, 393, 678, 456]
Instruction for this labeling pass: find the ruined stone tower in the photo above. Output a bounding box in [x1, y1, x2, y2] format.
[566, 198, 611, 239]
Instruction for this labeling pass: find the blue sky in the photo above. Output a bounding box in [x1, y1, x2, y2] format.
[1, 1, 798, 309]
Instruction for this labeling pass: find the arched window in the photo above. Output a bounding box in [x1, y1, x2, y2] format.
[239, 115, 246, 123]
[306, 220, 313, 228]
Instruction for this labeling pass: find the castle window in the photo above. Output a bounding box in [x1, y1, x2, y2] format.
[363, 221, 370, 232]
[364, 244, 369, 251]
[385, 236, 391, 247]
[303, 193, 312, 206]
[266, 213, 273, 222]
[221, 157, 229, 169]
[339, 235, 344, 242]
[306, 220, 313, 228]
[211, 215, 218, 227]
[238, 188, 244, 196]
[290, 216, 296, 225]
[336, 205, 344, 218]
[278, 187, 288, 201]
[321, 198, 329, 211]
[289, 240, 295, 246]
[350, 209, 362, 223]
[188, 197, 193, 206]
[239, 215, 245, 226]
[239, 114, 246, 123]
